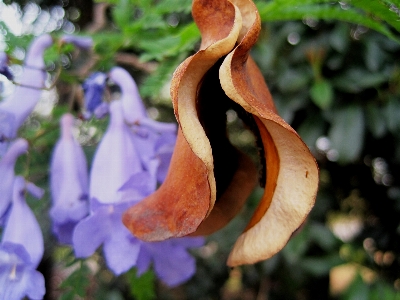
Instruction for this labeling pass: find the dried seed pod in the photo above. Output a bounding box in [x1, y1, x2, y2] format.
[123, 0, 319, 266]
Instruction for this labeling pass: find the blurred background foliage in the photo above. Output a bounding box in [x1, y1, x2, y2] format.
[1, 0, 400, 299]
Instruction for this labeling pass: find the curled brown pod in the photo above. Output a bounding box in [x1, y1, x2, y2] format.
[123, 0, 319, 266]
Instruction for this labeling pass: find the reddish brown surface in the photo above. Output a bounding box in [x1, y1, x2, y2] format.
[122, 129, 211, 241]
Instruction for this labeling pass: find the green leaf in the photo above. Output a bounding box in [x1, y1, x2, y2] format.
[328, 105, 365, 163]
[282, 224, 310, 264]
[384, 97, 400, 132]
[139, 22, 200, 61]
[59, 262, 91, 297]
[112, 0, 133, 29]
[369, 280, 400, 300]
[365, 103, 386, 138]
[332, 68, 388, 93]
[277, 68, 311, 93]
[257, 1, 400, 43]
[154, 0, 193, 14]
[349, 0, 400, 33]
[297, 113, 326, 148]
[310, 80, 334, 109]
[299, 254, 343, 276]
[126, 268, 156, 300]
[329, 23, 351, 53]
[342, 274, 370, 300]
[140, 54, 184, 98]
[309, 222, 340, 251]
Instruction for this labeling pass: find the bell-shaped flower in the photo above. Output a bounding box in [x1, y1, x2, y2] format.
[0, 138, 28, 220]
[89, 100, 145, 204]
[0, 242, 45, 300]
[49, 113, 89, 245]
[0, 110, 17, 157]
[0, 52, 13, 80]
[73, 99, 203, 285]
[108, 67, 177, 183]
[123, 0, 319, 267]
[61, 35, 93, 50]
[136, 237, 204, 287]
[0, 34, 53, 138]
[73, 100, 149, 274]
[2, 176, 44, 268]
[81, 72, 108, 119]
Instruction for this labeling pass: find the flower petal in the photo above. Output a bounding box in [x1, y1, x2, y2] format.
[0, 110, 17, 157]
[89, 100, 143, 204]
[109, 67, 147, 124]
[82, 72, 107, 117]
[0, 34, 52, 131]
[0, 264, 45, 300]
[50, 114, 89, 239]
[142, 241, 197, 287]
[1, 176, 44, 268]
[0, 139, 28, 219]
[103, 228, 140, 275]
[1, 182, 42, 266]
[72, 207, 111, 258]
[0, 52, 13, 80]
[61, 35, 93, 49]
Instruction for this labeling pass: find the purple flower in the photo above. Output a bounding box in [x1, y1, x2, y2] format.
[0, 242, 45, 300]
[73, 100, 150, 274]
[0, 139, 28, 220]
[82, 72, 107, 119]
[2, 176, 44, 268]
[108, 67, 147, 124]
[89, 100, 146, 204]
[136, 237, 204, 287]
[0, 34, 53, 137]
[50, 114, 89, 245]
[73, 199, 204, 285]
[0, 52, 13, 80]
[73, 99, 203, 286]
[61, 35, 93, 49]
[0, 110, 17, 158]
[73, 201, 141, 275]
[108, 67, 177, 183]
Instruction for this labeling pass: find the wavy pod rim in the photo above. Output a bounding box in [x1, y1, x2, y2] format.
[122, 0, 319, 266]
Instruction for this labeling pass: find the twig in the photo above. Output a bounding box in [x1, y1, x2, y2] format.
[114, 52, 158, 73]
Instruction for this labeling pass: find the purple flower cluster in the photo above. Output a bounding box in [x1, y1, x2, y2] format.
[0, 144, 46, 300]
[0, 32, 203, 297]
[0, 34, 53, 158]
[0, 34, 96, 299]
[0, 34, 53, 300]
[68, 67, 203, 287]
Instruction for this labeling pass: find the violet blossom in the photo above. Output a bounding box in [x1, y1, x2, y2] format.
[0, 34, 52, 137]
[73, 92, 203, 286]
[0, 243, 45, 300]
[61, 35, 93, 50]
[0, 176, 45, 300]
[73, 100, 153, 274]
[0, 110, 17, 158]
[0, 52, 13, 80]
[2, 176, 44, 268]
[81, 72, 108, 119]
[108, 67, 176, 183]
[0, 138, 28, 220]
[50, 114, 89, 245]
